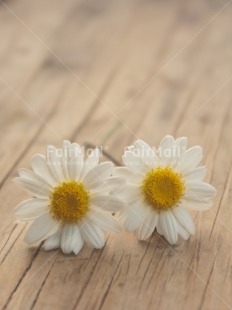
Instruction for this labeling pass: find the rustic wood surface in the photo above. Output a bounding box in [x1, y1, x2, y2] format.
[1, 0, 232, 309]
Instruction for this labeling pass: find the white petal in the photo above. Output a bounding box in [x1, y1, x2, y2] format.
[73, 231, 84, 255]
[90, 195, 125, 212]
[61, 224, 83, 255]
[124, 201, 150, 231]
[134, 140, 158, 167]
[61, 140, 71, 180]
[176, 222, 190, 241]
[31, 154, 57, 187]
[79, 220, 106, 249]
[159, 135, 175, 151]
[80, 148, 101, 179]
[176, 146, 203, 173]
[185, 181, 216, 199]
[14, 177, 52, 198]
[175, 137, 188, 155]
[113, 167, 135, 178]
[15, 198, 49, 220]
[127, 174, 144, 186]
[43, 229, 62, 251]
[172, 207, 195, 235]
[122, 151, 146, 175]
[159, 211, 178, 244]
[158, 135, 176, 166]
[24, 213, 59, 244]
[113, 167, 144, 184]
[87, 209, 121, 233]
[46, 145, 65, 183]
[180, 198, 212, 210]
[183, 166, 206, 181]
[156, 222, 163, 235]
[68, 143, 84, 180]
[18, 168, 53, 188]
[93, 177, 126, 193]
[136, 211, 158, 240]
[115, 184, 141, 203]
[83, 162, 114, 189]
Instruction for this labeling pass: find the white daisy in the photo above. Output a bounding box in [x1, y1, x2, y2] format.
[14, 141, 125, 255]
[115, 135, 216, 245]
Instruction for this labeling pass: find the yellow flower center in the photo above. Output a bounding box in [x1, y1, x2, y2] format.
[50, 181, 90, 223]
[142, 167, 185, 211]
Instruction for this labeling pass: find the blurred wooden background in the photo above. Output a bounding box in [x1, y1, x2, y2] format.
[1, 0, 232, 309]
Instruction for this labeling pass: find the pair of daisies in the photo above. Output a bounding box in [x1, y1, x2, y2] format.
[14, 135, 216, 255]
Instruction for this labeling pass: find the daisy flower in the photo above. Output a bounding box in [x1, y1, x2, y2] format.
[14, 141, 125, 255]
[115, 135, 216, 245]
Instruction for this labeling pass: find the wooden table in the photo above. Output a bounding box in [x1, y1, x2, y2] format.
[1, 0, 232, 309]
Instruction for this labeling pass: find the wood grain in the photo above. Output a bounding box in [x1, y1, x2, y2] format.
[0, 0, 232, 309]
